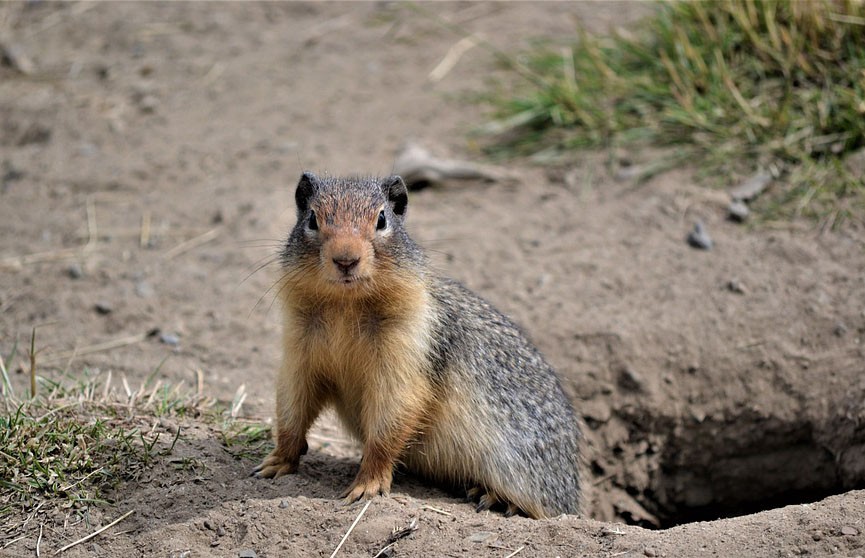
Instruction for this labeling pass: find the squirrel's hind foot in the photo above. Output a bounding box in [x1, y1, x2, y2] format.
[467, 486, 524, 518]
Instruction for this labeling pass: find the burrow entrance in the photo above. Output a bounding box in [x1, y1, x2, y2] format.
[587, 402, 865, 529]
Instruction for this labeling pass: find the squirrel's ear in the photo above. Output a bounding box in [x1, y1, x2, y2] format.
[295, 172, 318, 213]
[382, 175, 408, 217]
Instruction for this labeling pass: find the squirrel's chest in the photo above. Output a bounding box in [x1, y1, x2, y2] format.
[285, 303, 423, 378]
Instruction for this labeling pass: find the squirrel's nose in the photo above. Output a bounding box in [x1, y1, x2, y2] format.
[333, 257, 359, 274]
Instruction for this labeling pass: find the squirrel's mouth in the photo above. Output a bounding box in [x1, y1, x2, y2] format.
[331, 275, 367, 287]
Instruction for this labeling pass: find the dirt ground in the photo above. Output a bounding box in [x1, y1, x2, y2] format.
[2, 2, 865, 557]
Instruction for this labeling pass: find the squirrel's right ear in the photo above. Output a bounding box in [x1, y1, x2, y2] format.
[382, 175, 408, 217]
[295, 172, 318, 213]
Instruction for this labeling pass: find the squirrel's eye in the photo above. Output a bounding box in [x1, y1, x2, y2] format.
[376, 210, 387, 230]
[308, 211, 318, 231]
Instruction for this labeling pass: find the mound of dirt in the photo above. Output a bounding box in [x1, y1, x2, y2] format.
[1, 2, 863, 556]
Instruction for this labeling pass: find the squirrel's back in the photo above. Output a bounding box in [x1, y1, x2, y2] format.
[411, 277, 582, 517]
[260, 172, 582, 518]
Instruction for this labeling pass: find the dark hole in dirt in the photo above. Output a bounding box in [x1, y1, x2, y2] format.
[592, 404, 865, 529]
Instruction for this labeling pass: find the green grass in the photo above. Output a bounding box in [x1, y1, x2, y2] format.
[0, 347, 270, 542]
[0, 368, 200, 532]
[485, 0, 865, 226]
[220, 422, 272, 460]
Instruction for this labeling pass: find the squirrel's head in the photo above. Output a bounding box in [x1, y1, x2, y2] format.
[281, 172, 420, 299]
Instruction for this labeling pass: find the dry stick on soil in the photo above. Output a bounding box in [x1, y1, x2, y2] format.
[329, 500, 372, 558]
[36, 523, 43, 558]
[29, 326, 37, 398]
[428, 35, 478, 82]
[85, 195, 98, 250]
[503, 547, 525, 558]
[2, 535, 27, 550]
[162, 227, 220, 260]
[140, 211, 151, 248]
[41, 332, 150, 365]
[0, 247, 82, 270]
[420, 505, 452, 516]
[406, 2, 552, 90]
[54, 509, 135, 555]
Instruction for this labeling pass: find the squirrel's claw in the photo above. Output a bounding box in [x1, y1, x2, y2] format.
[252, 450, 299, 479]
[475, 490, 501, 512]
[468, 485, 522, 516]
[504, 503, 520, 517]
[341, 475, 390, 503]
[466, 486, 484, 502]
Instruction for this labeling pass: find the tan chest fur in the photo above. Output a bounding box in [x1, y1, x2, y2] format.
[281, 284, 437, 440]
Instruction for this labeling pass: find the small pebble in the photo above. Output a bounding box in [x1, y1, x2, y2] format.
[94, 302, 113, 315]
[834, 323, 848, 337]
[238, 550, 257, 558]
[729, 170, 772, 201]
[728, 199, 750, 222]
[66, 263, 84, 279]
[0, 40, 36, 75]
[159, 333, 180, 347]
[467, 532, 496, 543]
[78, 142, 98, 157]
[279, 500, 290, 509]
[135, 280, 154, 298]
[18, 123, 51, 146]
[727, 279, 746, 294]
[138, 94, 159, 114]
[686, 221, 713, 250]
[644, 548, 657, 557]
[841, 526, 859, 536]
[216, 526, 226, 537]
[617, 366, 644, 392]
[2, 161, 25, 184]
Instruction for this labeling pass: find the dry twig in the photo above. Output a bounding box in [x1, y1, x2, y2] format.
[162, 228, 220, 259]
[420, 505, 452, 516]
[54, 509, 135, 555]
[42, 332, 150, 365]
[329, 500, 372, 558]
[429, 36, 478, 82]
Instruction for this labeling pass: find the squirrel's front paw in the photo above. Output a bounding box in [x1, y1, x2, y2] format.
[341, 472, 391, 503]
[252, 450, 299, 479]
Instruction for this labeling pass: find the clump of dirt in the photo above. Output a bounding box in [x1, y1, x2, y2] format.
[1, 2, 864, 557]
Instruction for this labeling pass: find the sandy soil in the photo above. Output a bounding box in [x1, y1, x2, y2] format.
[1, 2, 864, 557]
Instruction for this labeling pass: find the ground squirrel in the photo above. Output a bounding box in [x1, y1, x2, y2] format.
[254, 172, 582, 518]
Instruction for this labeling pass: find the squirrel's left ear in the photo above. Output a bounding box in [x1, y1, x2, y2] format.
[382, 176, 408, 217]
[295, 171, 319, 214]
